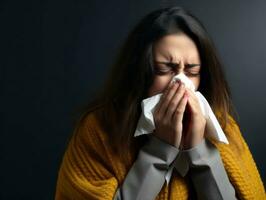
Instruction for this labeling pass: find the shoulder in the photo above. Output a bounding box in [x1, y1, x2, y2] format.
[73, 109, 132, 181]
[73, 108, 110, 150]
[65, 108, 123, 171]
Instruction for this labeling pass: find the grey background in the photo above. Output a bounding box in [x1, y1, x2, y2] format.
[1, 0, 265, 199]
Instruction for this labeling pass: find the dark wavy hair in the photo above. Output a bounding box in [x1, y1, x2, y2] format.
[74, 6, 238, 161]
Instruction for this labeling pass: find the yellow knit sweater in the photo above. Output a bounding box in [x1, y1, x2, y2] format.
[55, 111, 265, 200]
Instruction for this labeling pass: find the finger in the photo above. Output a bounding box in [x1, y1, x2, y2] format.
[154, 80, 175, 113]
[157, 81, 180, 115]
[165, 82, 186, 119]
[185, 88, 197, 101]
[186, 89, 203, 113]
[187, 93, 204, 116]
[163, 79, 182, 99]
[172, 91, 189, 124]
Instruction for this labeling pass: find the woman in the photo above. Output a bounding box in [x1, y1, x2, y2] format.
[55, 6, 265, 200]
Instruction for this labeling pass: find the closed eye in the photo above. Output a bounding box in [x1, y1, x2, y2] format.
[154, 66, 200, 77]
[154, 67, 172, 75]
[155, 61, 201, 68]
[185, 71, 200, 77]
[154, 61, 201, 76]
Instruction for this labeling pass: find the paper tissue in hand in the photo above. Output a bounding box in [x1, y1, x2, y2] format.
[134, 73, 229, 145]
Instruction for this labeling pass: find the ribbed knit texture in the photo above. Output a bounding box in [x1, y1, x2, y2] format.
[55, 112, 265, 200]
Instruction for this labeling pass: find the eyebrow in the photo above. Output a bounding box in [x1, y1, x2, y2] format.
[154, 61, 201, 68]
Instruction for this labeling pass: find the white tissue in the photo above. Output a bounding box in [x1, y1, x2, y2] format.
[134, 73, 228, 144]
[134, 73, 229, 184]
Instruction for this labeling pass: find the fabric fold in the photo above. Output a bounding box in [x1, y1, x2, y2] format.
[134, 73, 229, 183]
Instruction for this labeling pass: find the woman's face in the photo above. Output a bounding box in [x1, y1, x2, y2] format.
[148, 33, 201, 97]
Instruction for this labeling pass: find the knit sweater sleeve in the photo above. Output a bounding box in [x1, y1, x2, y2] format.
[55, 114, 120, 200]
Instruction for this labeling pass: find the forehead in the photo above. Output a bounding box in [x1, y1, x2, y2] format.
[153, 33, 200, 62]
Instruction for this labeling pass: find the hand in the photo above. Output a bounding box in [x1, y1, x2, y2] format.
[153, 80, 189, 148]
[180, 88, 206, 150]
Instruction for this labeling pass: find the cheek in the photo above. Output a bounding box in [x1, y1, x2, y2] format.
[148, 76, 172, 97]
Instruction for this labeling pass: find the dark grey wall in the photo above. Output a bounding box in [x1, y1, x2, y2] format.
[1, 0, 265, 199]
